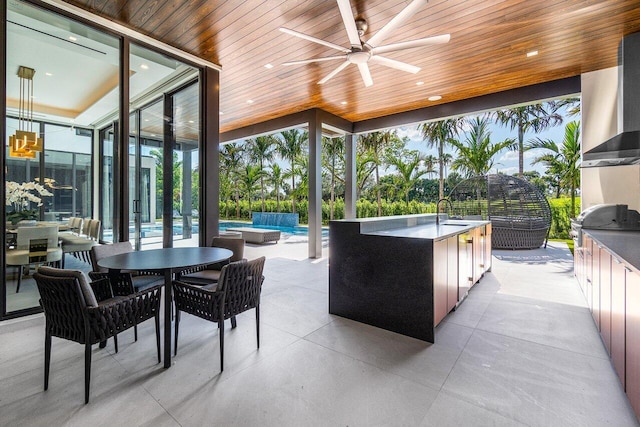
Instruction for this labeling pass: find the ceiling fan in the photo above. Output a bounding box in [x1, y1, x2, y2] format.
[280, 0, 450, 87]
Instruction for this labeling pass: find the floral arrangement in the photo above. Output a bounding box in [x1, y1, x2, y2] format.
[5, 181, 53, 224]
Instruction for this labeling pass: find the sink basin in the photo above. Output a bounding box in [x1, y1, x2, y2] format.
[439, 223, 469, 227]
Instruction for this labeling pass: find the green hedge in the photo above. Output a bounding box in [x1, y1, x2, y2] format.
[219, 196, 579, 239]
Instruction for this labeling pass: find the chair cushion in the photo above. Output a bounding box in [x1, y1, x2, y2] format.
[182, 269, 221, 284]
[131, 275, 164, 291]
[37, 266, 99, 307]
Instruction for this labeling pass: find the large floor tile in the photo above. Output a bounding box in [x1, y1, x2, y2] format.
[168, 339, 439, 426]
[476, 297, 608, 358]
[306, 317, 473, 390]
[442, 330, 638, 427]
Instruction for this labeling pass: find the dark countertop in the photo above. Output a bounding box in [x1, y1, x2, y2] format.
[583, 229, 640, 273]
[364, 219, 490, 240]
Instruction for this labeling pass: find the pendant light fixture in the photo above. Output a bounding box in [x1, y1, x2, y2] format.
[9, 66, 42, 158]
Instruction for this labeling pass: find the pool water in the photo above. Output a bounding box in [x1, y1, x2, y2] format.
[219, 221, 329, 237]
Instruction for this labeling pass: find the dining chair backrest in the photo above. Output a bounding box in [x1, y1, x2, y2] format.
[211, 236, 245, 262]
[218, 256, 265, 319]
[88, 219, 101, 241]
[71, 217, 82, 234]
[81, 218, 91, 236]
[16, 225, 59, 250]
[90, 241, 133, 273]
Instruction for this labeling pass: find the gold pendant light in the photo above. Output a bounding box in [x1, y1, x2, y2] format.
[9, 66, 42, 158]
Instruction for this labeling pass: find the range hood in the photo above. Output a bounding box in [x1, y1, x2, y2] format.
[583, 32, 640, 168]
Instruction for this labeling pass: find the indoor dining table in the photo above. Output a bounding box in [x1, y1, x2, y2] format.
[97, 246, 233, 368]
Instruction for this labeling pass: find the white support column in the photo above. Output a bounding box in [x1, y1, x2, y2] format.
[308, 112, 323, 258]
[344, 133, 356, 219]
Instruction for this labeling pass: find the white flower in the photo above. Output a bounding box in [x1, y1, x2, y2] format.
[5, 181, 53, 211]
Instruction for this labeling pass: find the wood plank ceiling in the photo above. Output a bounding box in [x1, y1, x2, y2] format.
[62, 0, 640, 134]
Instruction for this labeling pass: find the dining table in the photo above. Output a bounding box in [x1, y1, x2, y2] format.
[97, 246, 233, 368]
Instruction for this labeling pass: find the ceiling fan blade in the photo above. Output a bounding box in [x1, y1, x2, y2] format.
[318, 61, 350, 84]
[357, 63, 373, 87]
[371, 34, 450, 55]
[336, 0, 362, 48]
[370, 55, 420, 74]
[280, 27, 350, 52]
[282, 56, 346, 66]
[365, 0, 428, 48]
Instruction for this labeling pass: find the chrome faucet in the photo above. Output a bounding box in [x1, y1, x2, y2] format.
[436, 198, 453, 226]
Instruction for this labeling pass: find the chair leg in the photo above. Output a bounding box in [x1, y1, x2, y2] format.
[174, 310, 181, 356]
[134, 324, 138, 342]
[16, 266, 22, 293]
[84, 342, 92, 404]
[44, 331, 51, 391]
[219, 320, 224, 372]
[256, 306, 260, 349]
[231, 316, 237, 329]
[155, 312, 161, 363]
[114, 334, 118, 353]
[61, 253, 66, 269]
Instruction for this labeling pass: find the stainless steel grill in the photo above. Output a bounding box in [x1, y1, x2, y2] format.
[571, 204, 640, 247]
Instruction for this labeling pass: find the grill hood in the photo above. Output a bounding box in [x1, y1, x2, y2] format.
[583, 32, 640, 168]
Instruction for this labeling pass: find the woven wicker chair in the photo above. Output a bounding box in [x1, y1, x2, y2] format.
[173, 256, 266, 371]
[176, 236, 246, 286]
[448, 174, 552, 249]
[34, 266, 162, 403]
[89, 242, 163, 293]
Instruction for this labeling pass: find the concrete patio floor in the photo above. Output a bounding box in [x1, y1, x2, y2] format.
[1, 240, 638, 426]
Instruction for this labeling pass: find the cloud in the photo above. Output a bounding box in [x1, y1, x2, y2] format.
[396, 125, 423, 142]
[493, 166, 518, 175]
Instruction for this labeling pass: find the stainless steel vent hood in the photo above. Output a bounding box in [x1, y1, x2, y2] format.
[583, 32, 640, 168]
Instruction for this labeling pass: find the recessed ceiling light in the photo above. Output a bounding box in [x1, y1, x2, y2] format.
[151, 134, 156, 137]
[219, 112, 223, 115]
[189, 120, 195, 123]
[264, 64, 274, 69]
[144, 119, 149, 122]
[140, 64, 149, 70]
[247, 100, 254, 104]
[341, 101, 347, 105]
[428, 95, 442, 101]
[69, 36, 77, 41]
[526, 50, 539, 57]
[416, 81, 424, 86]
[45, 72, 53, 76]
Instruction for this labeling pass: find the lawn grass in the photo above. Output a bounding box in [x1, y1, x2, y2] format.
[549, 238, 574, 255]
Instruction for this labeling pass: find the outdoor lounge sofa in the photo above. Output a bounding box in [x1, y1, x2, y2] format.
[226, 227, 280, 244]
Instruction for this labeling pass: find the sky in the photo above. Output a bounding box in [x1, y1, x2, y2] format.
[395, 105, 578, 177]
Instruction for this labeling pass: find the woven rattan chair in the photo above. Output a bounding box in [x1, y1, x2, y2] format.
[89, 242, 163, 293]
[34, 266, 162, 403]
[448, 174, 552, 249]
[173, 256, 266, 371]
[176, 236, 246, 286]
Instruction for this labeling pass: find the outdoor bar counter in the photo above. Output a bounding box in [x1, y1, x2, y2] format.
[329, 214, 492, 343]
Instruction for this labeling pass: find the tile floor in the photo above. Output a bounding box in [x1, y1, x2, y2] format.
[1, 241, 638, 426]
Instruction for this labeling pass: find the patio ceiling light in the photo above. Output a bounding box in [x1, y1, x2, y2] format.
[428, 95, 442, 101]
[527, 50, 539, 57]
[9, 66, 42, 159]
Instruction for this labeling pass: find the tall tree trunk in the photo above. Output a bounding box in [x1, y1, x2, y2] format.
[291, 156, 296, 214]
[260, 159, 265, 212]
[438, 140, 444, 200]
[276, 184, 281, 213]
[570, 183, 576, 218]
[235, 190, 240, 218]
[375, 165, 382, 217]
[518, 120, 524, 177]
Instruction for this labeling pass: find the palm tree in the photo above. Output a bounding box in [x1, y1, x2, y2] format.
[386, 150, 429, 207]
[449, 117, 515, 177]
[239, 164, 265, 218]
[246, 135, 276, 212]
[441, 153, 453, 179]
[423, 154, 438, 179]
[527, 120, 581, 217]
[355, 146, 376, 199]
[494, 102, 563, 177]
[420, 118, 465, 200]
[220, 143, 244, 218]
[359, 131, 402, 216]
[322, 136, 345, 220]
[276, 129, 307, 213]
[554, 96, 581, 117]
[267, 163, 285, 212]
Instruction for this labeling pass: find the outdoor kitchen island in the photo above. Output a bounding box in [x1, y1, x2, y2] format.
[329, 214, 492, 343]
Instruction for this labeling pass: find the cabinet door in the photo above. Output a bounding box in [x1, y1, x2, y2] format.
[433, 239, 448, 326]
[483, 223, 492, 272]
[592, 244, 601, 330]
[600, 247, 612, 353]
[447, 235, 458, 312]
[611, 256, 626, 387]
[585, 235, 593, 311]
[472, 227, 483, 285]
[626, 268, 640, 415]
[458, 233, 472, 300]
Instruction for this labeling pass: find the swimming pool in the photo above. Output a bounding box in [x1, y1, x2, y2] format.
[219, 221, 329, 237]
